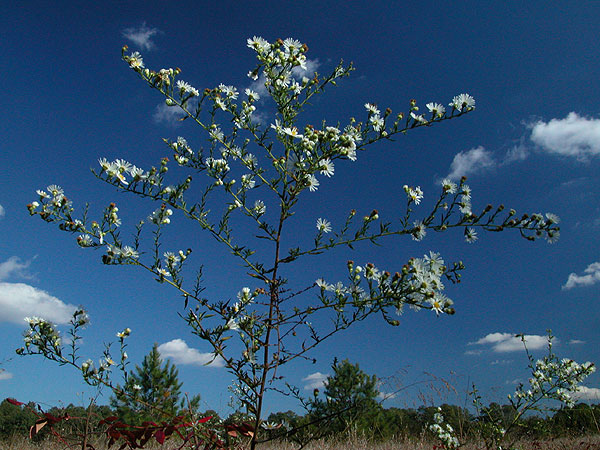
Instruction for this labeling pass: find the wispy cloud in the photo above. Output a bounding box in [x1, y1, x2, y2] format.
[530, 112, 600, 161]
[0, 256, 34, 281]
[569, 339, 586, 345]
[445, 146, 496, 180]
[571, 386, 600, 401]
[0, 369, 13, 381]
[0, 204, 5, 220]
[122, 22, 161, 51]
[468, 333, 548, 353]
[153, 103, 184, 127]
[157, 339, 224, 367]
[563, 262, 600, 290]
[0, 282, 77, 325]
[302, 371, 328, 391]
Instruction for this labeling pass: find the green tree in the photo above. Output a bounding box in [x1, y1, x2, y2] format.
[307, 358, 382, 437]
[0, 399, 39, 440]
[110, 343, 200, 425]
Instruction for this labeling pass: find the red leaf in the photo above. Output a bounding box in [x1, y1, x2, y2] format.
[198, 416, 213, 424]
[6, 398, 24, 406]
[154, 429, 166, 444]
[29, 419, 47, 438]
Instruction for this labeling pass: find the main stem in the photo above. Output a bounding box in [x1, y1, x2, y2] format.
[250, 201, 286, 450]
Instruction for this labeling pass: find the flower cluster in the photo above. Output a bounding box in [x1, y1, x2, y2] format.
[429, 408, 459, 449]
[317, 251, 458, 318]
[511, 350, 595, 408]
[99, 158, 148, 186]
[148, 204, 173, 225]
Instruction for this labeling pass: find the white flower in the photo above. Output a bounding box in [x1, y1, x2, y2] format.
[545, 212, 560, 224]
[219, 84, 238, 99]
[370, 115, 384, 132]
[406, 186, 424, 204]
[410, 112, 427, 124]
[412, 220, 426, 241]
[127, 52, 144, 69]
[316, 218, 332, 233]
[245, 88, 260, 101]
[254, 200, 266, 216]
[450, 93, 475, 110]
[226, 318, 240, 331]
[283, 127, 303, 139]
[176, 80, 199, 97]
[247, 36, 270, 53]
[464, 227, 478, 243]
[307, 174, 320, 192]
[441, 178, 458, 194]
[426, 102, 446, 117]
[365, 103, 380, 115]
[319, 158, 335, 177]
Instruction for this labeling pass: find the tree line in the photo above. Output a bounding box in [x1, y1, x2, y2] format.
[2, 349, 598, 443]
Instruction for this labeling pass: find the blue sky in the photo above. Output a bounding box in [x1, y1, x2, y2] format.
[1, 1, 599, 416]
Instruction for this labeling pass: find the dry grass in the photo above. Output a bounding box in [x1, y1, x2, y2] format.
[2, 435, 600, 450]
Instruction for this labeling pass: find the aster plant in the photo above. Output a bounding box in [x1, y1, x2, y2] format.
[23, 37, 563, 449]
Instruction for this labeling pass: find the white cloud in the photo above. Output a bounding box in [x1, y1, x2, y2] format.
[569, 339, 586, 345]
[153, 102, 184, 126]
[469, 332, 548, 352]
[157, 339, 224, 367]
[446, 146, 496, 180]
[0, 256, 34, 281]
[0, 282, 77, 325]
[122, 22, 161, 51]
[464, 349, 483, 356]
[302, 371, 328, 391]
[530, 112, 600, 161]
[0, 204, 4, 219]
[562, 262, 600, 290]
[490, 359, 513, 366]
[571, 386, 600, 401]
[504, 143, 529, 163]
[0, 369, 13, 381]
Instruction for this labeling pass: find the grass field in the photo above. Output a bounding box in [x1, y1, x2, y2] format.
[2, 435, 600, 450]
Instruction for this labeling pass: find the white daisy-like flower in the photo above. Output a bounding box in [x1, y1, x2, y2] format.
[410, 112, 427, 124]
[315, 278, 331, 290]
[245, 88, 260, 101]
[319, 158, 335, 177]
[176, 80, 199, 97]
[47, 185, 64, 197]
[283, 127, 303, 139]
[545, 212, 560, 224]
[283, 38, 302, 52]
[464, 227, 478, 243]
[219, 84, 238, 99]
[450, 93, 475, 110]
[127, 52, 144, 69]
[461, 184, 472, 200]
[411, 220, 426, 241]
[365, 103, 380, 115]
[307, 174, 320, 192]
[254, 200, 266, 216]
[426, 102, 446, 117]
[441, 178, 458, 194]
[407, 186, 424, 204]
[247, 36, 270, 53]
[316, 218, 332, 233]
[370, 115, 384, 132]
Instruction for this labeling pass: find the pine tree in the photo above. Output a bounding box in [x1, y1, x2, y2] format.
[308, 358, 381, 436]
[110, 343, 200, 425]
